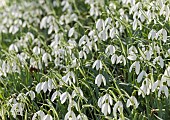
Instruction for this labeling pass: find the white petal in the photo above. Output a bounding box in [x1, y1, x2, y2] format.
[126, 99, 131, 108]
[135, 61, 140, 74]
[102, 103, 108, 116]
[60, 92, 68, 104]
[68, 27, 74, 37]
[41, 82, 48, 93]
[137, 70, 145, 83]
[163, 86, 169, 98]
[151, 80, 159, 92]
[162, 29, 167, 42]
[51, 91, 59, 102]
[111, 54, 117, 64]
[127, 54, 137, 61]
[35, 83, 42, 93]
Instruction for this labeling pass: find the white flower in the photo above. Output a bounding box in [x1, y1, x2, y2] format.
[152, 80, 162, 92]
[43, 114, 53, 120]
[137, 70, 147, 83]
[109, 27, 117, 38]
[47, 79, 55, 92]
[127, 53, 137, 61]
[26, 90, 35, 100]
[62, 71, 76, 85]
[60, 92, 70, 104]
[111, 54, 118, 64]
[68, 27, 75, 37]
[51, 91, 61, 102]
[32, 110, 45, 120]
[35, 83, 42, 93]
[153, 56, 164, 68]
[11, 103, 24, 118]
[9, 44, 18, 52]
[113, 101, 123, 119]
[129, 61, 140, 74]
[42, 53, 52, 66]
[77, 113, 88, 120]
[95, 74, 106, 87]
[126, 96, 139, 109]
[41, 81, 48, 93]
[98, 30, 108, 41]
[33, 46, 41, 55]
[116, 55, 126, 66]
[102, 103, 111, 116]
[92, 60, 102, 70]
[105, 45, 116, 56]
[162, 29, 167, 42]
[98, 94, 113, 116]
[96, 19, 105, 31]
[64, 110, 77, 120]
[148, 29, 156, 40]
[138, 78, 152, 97]
[158, 85, 169, 98]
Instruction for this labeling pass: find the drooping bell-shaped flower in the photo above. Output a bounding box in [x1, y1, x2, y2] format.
[95, 74, 106, 87]
[92, 60, 102, 70]
[126, 96, 139, 109]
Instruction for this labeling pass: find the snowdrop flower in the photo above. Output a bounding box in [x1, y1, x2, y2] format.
[9, 44, 18, 52]
[42, 53, 52, 66]
[137, 70, 147, 83]
[161, 29, 167, 42]
[33, 46, 41, 55]
[95, 74, 106, 87]
[129, 61, 140, 74]
[79, 35, 89, 46]
[41, 81, 48, 93]
[105, 45, 116, 56]
[72, 87, 85, 99]
[144, 50, 153, 61]
[153, 56, 164, 68]
[96, 19, 105, 31]
[32, 110, 45, 120]
[126, 96, 139, 109]
[98, 29, 108, 41]
[42, 114, 53, 120]
[60, 92, 70, 104]
[98, 94, 113, 116]
[79, 50, 87, 59]
[111, 54, 118, 64]
[77, 113, 88, 120]
[62, 71, 76, 85]
[113, 101, 123, 119]
[47, 79, 55, 92]
[152, 80, 163, 92]
[11, 103, 24, 118]
[148, 29, 156, 40]
[64, 110, 76, 120]
[92, 60, 102, 70]
[163, 67, 170, 86]
[67, 99, 78, 112]
[68, 27, 75, 37]
[51, 91, 61, 102]
[35, 82, 43, 93]
[109, 27, 118, 39]
[165, 5, 170, 21]
[26, 90, 35, 100]
[9, 25, 19, 34]
[152, 75, 169, 98]
[127, 53, 137, 61]
[138, 78, 152, 97]
[116, 55, 126, 66]
[158, 85, 169, 98]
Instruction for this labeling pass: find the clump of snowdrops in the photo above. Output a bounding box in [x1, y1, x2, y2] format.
[0, 0, 170, 119]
